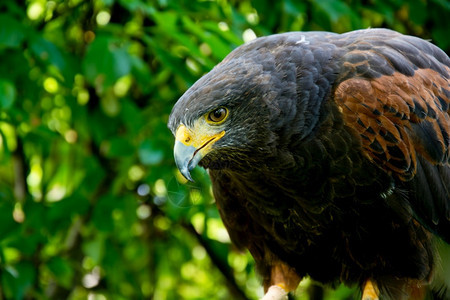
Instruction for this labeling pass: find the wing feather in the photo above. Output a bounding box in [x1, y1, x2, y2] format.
[333, 34, 450, 240]
[335, 67, 449, 180]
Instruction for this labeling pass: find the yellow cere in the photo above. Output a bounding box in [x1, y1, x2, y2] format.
[175, 122, 225, 150]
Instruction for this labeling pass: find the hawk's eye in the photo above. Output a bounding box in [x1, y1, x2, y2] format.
[207, 107, 228, 124]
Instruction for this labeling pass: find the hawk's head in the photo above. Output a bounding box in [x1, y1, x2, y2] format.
[168, 33, 329, 180]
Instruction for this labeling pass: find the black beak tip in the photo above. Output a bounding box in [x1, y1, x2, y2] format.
[180, 167, 194, 182]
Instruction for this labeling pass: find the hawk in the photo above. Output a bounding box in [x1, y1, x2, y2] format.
[168, 29, 449, 300]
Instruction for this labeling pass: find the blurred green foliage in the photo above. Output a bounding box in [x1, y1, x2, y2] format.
[0, 0, 448, 299]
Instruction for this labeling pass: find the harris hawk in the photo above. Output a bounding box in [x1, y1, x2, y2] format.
[168, 29, 450, 300]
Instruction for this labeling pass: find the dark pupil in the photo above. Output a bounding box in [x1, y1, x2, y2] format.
[211, 108, 224, 121]
[213, 109, 223, 118]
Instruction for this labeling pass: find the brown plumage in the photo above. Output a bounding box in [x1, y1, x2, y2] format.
[336, 68, 449, 179]
[168, 29, 450, 299]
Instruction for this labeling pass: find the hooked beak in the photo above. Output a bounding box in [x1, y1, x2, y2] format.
[173, 124, 225, 181]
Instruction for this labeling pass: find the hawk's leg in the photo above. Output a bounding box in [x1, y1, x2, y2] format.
[261, 262, 301, 300]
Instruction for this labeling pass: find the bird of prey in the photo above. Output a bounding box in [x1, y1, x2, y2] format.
[168, 28, 449, 300]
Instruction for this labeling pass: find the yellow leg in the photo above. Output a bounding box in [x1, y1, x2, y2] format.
[362, 280, 379, 300]
[263, 262, 301, 293]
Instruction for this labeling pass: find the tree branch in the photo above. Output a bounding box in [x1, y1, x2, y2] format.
[12, 136, 28, 202]
[181, 221, 250, 300]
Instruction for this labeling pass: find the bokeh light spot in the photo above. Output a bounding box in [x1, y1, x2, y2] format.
[43, 77, 59, 94]
[243, 28, 257, 43]
[27, 2, 45, 20]
[96, 11, 111, 26]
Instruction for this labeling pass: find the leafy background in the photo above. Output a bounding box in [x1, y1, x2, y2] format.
[0, 0, 449, 299]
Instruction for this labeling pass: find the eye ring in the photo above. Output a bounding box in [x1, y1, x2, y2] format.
[207, 107, 228, 124]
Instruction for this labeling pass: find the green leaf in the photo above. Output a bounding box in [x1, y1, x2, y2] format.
[202, 21, 244, 48]
[83, 35, 132, 88]
[47, 257, 74, 288]
[0, 202, 18, 240]
[120, 99, 145, 135]
[431, 0, 450, 9]
[0, 14, 26, 49]
[151, 11, 178, 31]
[313, 0, 353, 23]
[284, 0, 307, 16]
[2, 262, 35, 300]
[48, 194, 90, 230]
[8, 233, 44, 257]
[432, 27, 450, 51]
[105, 137, 135, 158]
[130, 56, 152, 93]
[29, 36, 66, 72]
[82, 235, 105, 265]
[408, 0, 428, 25]
[92, 195, 116, 232]
[182, 17, 232, 60]
[138, 140, 164, 165]
[147, 38, 197, 85]
[0, 79, 16, 109]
